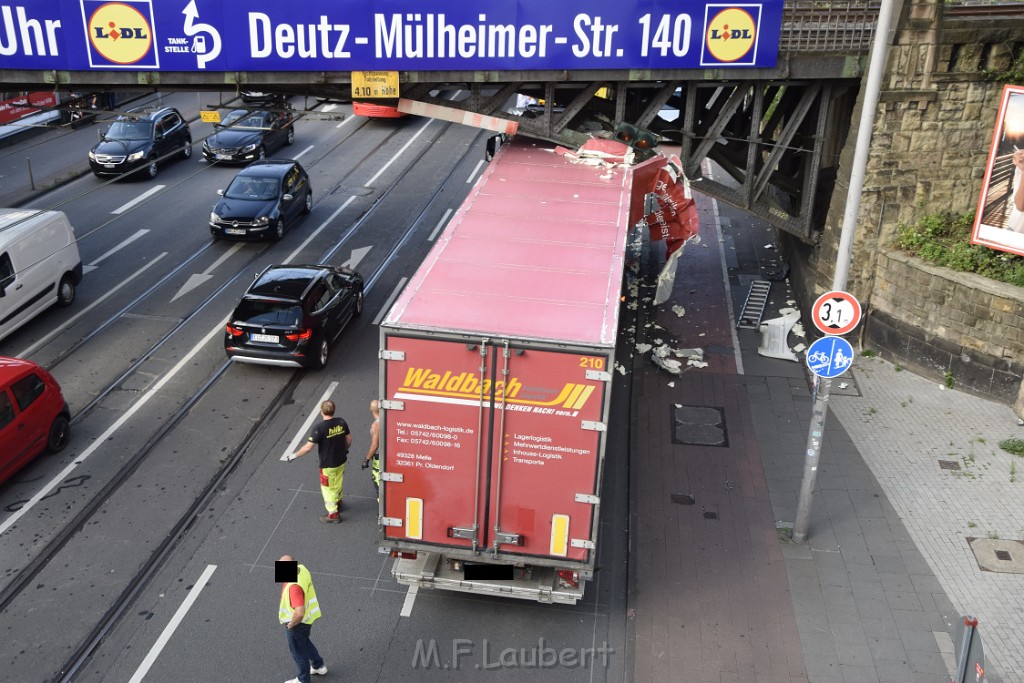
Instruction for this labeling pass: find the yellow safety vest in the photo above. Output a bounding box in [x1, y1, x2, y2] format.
[278, 564, 321, 625]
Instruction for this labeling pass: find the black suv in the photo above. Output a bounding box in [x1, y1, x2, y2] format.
[89, 106, 192, 179]
[225, 264, 364, 369]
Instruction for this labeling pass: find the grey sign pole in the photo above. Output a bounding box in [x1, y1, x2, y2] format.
[791, 0, 896, 544]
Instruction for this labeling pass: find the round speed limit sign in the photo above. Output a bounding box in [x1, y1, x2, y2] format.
[811, 290, 862, 335]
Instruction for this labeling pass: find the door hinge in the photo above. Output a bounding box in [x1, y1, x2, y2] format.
[381, 471, 403, 482]
[381, 517, 403, 527]
[571, 539, 595, 550]
[381, 399, 404, 411]
[585, 369, 612, 382]
[574, 493, 600, 505]
[380, 349, 405, 360]
[581, 420, 606, 432]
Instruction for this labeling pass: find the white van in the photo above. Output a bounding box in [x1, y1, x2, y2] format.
[0, 209, 83, 343]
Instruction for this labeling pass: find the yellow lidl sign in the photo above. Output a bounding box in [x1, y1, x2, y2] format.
[352, 71, 399, 99]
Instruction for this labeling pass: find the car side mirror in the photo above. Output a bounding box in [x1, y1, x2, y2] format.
[282, 193, 293, 201]
[217, 189, 224, 196]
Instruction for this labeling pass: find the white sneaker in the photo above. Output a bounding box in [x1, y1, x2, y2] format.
[284, 679, 300, 683]
[311, 664, 328, 675]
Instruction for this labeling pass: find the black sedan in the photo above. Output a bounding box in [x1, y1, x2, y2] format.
[225, 265, 364, 369]
[209, 160, 311, 240]
[202, 109, 295, 164]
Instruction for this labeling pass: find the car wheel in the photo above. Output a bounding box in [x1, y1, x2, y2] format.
[286, 127, 295, 146]
[303, 190, 312, 214]
[57, 273, 76, 307]
[354, 291, 364, 317]
[310, 338, 329, 369]
[45, 414, 71, 453]
[257, 145, 266, 161]
[180, 139, 193, 159]
[272, 218, 285, 241]
[145, 159, 158, 179]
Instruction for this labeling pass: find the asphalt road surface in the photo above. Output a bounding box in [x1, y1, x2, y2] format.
[0, 92, 631, 682]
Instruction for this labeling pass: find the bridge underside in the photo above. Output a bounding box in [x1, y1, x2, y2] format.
[3, 56, 862, 241]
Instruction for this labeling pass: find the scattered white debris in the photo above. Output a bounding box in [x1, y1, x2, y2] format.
[667, 381, 675, 388]
[653, 338, 664, 345]
[672, 305, 686, 317]
[764, 243, 775, 249]
[635, 343, 653, 354]
[653, 344, 672, 358]
[791, 322, 806, 339]
[674, 348, 704, 360]
[792, 343, 807, 353]
[675, 403, 682, 408]
[698, 333, 706, 337]
[838, 382, 849, 390]
[652, 355, 683, 375]
[687, 358, 709, 368]
[615, 362, 627, 375]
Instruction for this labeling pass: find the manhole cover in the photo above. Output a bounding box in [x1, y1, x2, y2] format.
[938, 460, 961, 471]
[671, 405, 728, 447]
[967, 538, 1024, 574]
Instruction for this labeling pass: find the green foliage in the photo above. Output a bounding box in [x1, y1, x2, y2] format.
[982, 43, 1024, 86]
[1000, 437, 1024, 456]
[944, 371, 956, 389]
[892, 211, 1024, 288]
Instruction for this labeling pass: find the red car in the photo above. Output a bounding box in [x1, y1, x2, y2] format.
[0, 357, 70, 485]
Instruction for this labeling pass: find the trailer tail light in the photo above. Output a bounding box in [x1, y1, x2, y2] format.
[405, 497, 423, 540]
[557, 570, 580, 590]
[549, 514, 570, 557]
[225, 324, 243, 336]
[285, 329, 312, 341]
[390, 550, 418, 560]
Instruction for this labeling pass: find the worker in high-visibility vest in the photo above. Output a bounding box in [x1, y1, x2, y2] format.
[277, 554, 327, 683]
[362, 399, 381, 501]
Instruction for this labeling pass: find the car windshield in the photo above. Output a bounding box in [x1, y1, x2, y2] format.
[225, 176, 279, 201]
[106, 120, 153, 141]
[234, 300, 302, 328]
[219, 111, 265, 129]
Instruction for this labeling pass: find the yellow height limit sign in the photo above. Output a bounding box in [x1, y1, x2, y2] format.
[351, 71, 399, 99]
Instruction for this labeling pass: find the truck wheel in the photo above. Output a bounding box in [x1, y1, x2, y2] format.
[46, 414, 71, 453]
[57, 274, 76, 307]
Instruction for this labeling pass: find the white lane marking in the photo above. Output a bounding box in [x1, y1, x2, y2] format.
[280, 382, 339, 460]
[284, 197, 356, 264]
[112, 186, 165, 215]
[365, 118, 432, 187]
[16, 252, 169, 359]
[294, 144, 315, 159]
[466, 160, 485, 183]
[321, 103, 339, 113]
[428, 209, 452, 242]
[372, 277, 406, 326]
[0, 312, 229, 536]
[341, 246, 371, 270]
[128, 564, 217, 683]
[84, 229, 150, 273]
[172, 242, 244, 302]
[336, 116, 354, 129]
[705, 163, 744, 375]
[250, 487, 303, 573]
[400, 585, 418, 617]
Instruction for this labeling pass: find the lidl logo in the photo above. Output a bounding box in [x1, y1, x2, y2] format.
[86, 1, 154, 66]
[703, 5, 760, 65]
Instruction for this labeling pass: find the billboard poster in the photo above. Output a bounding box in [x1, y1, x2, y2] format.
[0, 0, 783, 73]
[971, 84, 1024, 257]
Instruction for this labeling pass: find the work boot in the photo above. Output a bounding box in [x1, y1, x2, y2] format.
[319, 512, 341, 524]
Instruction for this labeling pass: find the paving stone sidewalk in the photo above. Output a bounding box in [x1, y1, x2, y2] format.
[625, 185, 1023, 682]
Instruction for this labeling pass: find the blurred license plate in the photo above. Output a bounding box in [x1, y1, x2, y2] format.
[225, 228, 246, 235]
[216, 153, 232, 160]
[250, 333, 278, 343]
[104, 164, 115, 168]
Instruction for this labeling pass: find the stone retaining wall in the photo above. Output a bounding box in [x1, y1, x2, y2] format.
[865, 250, 1024, 410]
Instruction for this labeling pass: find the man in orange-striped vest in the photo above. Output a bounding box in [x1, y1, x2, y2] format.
[277, 554, 327, 683]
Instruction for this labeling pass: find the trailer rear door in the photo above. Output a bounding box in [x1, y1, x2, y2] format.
[381, 335, 609, 564]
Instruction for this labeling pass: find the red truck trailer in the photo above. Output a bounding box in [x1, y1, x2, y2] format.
[377, 137, 635, 604]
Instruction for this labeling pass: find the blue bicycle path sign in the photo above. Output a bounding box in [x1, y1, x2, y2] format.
[806, 336, 855, 378]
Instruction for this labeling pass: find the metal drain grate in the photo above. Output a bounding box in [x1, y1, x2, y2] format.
[938, 460, 961, 471]
[736, 280, 771, 329]
[671, 405, 728, 447]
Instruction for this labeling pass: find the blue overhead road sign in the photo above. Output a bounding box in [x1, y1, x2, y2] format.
[805, 336, 854, 379]
[0, 0, 783, 72]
